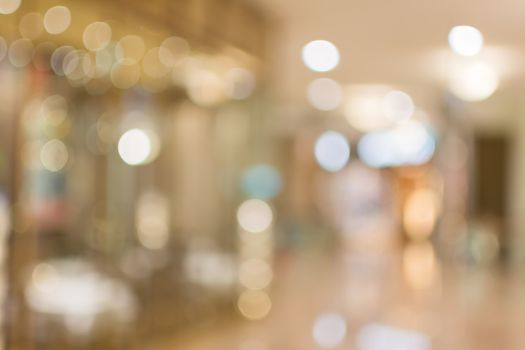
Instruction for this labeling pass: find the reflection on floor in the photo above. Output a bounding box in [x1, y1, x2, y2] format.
[144, 247, 525, 350]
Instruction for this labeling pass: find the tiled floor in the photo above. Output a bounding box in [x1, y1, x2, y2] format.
[146, 247, 525, 350]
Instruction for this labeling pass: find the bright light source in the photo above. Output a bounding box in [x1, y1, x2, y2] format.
[237, 290, 272, 320]
[344, 85, 393, 132]
[115, 35, 145, 64]
[237, 199, 273, 233]
[356, 323, 431, 350]
[313, 313, 347, 348]
[314, 131, 350, 172]
[40, 139, 69, 172]
[448, 25, 484, 56]
[357, 121, 435, 168]
[403, 189, 440, 240]
[382, 90, 414, 123]
[403, 242, 438, 290]
[44, 6, 71, 34]
[301, 40, 340, 72]
[0, 0, 21, 14]
[307, 78, 343, 111]
[448, 62, 499, 101]
[118, 128, 159, 166]
[83, 22, 112, 51]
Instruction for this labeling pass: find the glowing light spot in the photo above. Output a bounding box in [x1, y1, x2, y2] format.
[43, 6, 71, 34]
[344, 85, 393, 132]
[40, 139, 68, 172]
[314, 131, 350, 172]
[302, 40, 340, 72]
[357, 121, 435, 168]
[382, 90, 414, 123]
[448, 25, 483, 56]
[237, 199, 273, 233]
[237, 290, 272, 320]
[226, 67, 256, 100]
[0, 0, 21, 14]
[93, 48, 113, 77]
[136, 192, 169, 250]
[32, 263, 58, 293]
[403, 189, 440, 240]
[403, 242, 438, 290]
[307, 78, 343, 111]
[19, 12, 44, 40]
[62, 50, 88, 81]
[186, 69, 228, 106]
[448, 62, 499, 101]
[83, 22, 112, 51]
[357, 323, 431, 350]
[115, 35, 145, 64]
[110, 61, 141, 89]
[239, 259, 273, 290]
[25, 259, 136, 335]
[241, 164, 282, 200]
[118, 128, 159, 166]
[158, 36, 189, 67]
[8, 39, 34, 67]
[313, 313, 347, 348]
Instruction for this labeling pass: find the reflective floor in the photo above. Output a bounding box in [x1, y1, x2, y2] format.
[145, 247, 525, 350]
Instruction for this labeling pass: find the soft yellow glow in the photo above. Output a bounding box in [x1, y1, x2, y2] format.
[381, 90, 414, 123]
[118, 128, 159, 166]
[448, 25, 483, 56]
[314, 131, 350, 172]
[142, 47, 170, 78]
[44, 6, 71, 34]
[159, 36, 189, 67]
[403, 188, 440, 240]
[32, 263, 58, 293]
[448, 62, 499, 101]
[40, 139, 69, 172]
[237, 199, 273, 233]
[239, 259, 273, 290]
[403, 242, 438, 290]
[0, 0, 21, 14]
[110, 61, 140, 89]
[9, 39, 34, 68]
[83, 22, 112, 51]
[312, 313, 347, 348]
[19, 12, 44, 40]
[136, 192, 169, 250]
[344, 85, 393, 132]
[187, 69, 228, 106]
[237, 290, 272, 320]
[116, 35, 145, 64]
[226, 67, 256, 100]
[301, 40, 340, 72]
[307, 78, 343, 111]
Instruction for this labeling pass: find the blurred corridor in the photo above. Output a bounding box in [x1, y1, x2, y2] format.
[0, 0, 524, 349]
